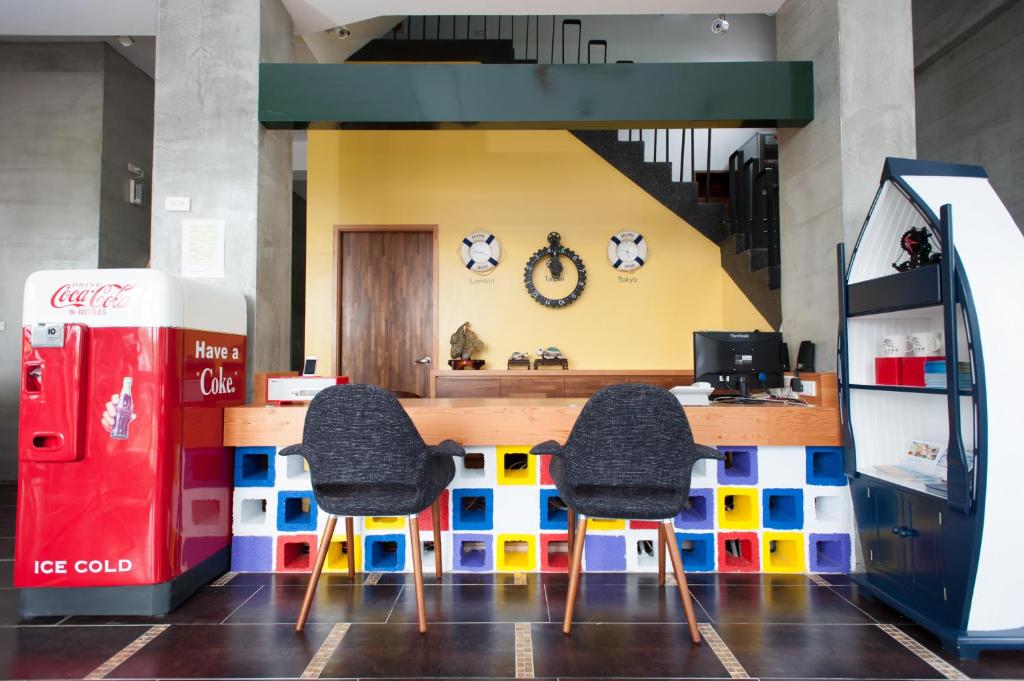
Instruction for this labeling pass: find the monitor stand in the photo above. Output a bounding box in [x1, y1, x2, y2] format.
[733, 374, 751, 397]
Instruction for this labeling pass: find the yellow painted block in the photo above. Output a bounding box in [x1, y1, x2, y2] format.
[496, 446, 537, 486]
[496, 533, 537, 571]
[324, 533, 361, 574]
[718, 487, 759, 530]
[587, 517, 626, 531]
[365, 516, 406, 530]
[762, 531, 806, 573]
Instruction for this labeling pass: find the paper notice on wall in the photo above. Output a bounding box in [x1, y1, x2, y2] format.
[181, 219, 225, 278]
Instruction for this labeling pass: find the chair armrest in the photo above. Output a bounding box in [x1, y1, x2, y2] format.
[278, 444, 303, 457]
[530, 440, 565, 457]
[695, 444, 725, 461]
[427, 439, 466, 457]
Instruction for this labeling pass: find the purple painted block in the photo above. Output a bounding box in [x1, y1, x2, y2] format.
[717, 446, 758, 485]
[809, 533, 851, 573]
[231, 536, 272, 572]
[584, 534, 627, 571]
[675, 488, 714, 529]
[453, 533, 493, 571]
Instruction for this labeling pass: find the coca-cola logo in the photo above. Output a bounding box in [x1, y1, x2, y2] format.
[50, 283, 135, 311]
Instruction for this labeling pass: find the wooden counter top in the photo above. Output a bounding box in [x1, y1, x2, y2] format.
[224, 396, 840, 448]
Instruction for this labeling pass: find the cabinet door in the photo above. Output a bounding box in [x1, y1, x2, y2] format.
[871, 485, 905, 579]
[500, 376, 565, 398]
[905, 494, 946, 600]
[564, 376, 620, 397]
[435, 377, 500, 398]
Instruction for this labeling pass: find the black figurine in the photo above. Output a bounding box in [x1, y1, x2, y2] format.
[546, 231, 564, 280]
[892, 226, 942, 272]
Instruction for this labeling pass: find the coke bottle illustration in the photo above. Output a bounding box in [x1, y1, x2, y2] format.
[110, 377, 134, 440]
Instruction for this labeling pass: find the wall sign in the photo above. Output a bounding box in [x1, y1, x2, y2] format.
[523, 232, 587, 308]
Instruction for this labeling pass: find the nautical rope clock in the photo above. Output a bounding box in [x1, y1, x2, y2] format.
[523, 232, 587, 307]
[607, 230, 647, 271]
[460, 232, 501, 273]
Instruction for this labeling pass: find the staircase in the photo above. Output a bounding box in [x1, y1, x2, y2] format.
[351, 15, 782, 329]
[571, 129, 781, 329]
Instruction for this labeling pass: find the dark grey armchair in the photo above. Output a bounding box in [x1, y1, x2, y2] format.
[531, 382, 724, 644]
[279, 384, 464, 633]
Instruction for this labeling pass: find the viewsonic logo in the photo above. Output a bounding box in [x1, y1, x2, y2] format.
[50, 283, 135, 310]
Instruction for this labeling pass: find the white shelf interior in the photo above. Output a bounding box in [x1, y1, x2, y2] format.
[849, 180, 942, 284]
[846, 305, 972, 386]
[850, 389, 976, 478]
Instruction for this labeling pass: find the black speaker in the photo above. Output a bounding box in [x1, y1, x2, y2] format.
[779, 342, 791, 372]
[796, 341, 816, 372]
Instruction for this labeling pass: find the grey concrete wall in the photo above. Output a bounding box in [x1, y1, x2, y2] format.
[151, 0, 293, 390]
[0, 43, 106, 480]
[914, 0, 1024, 234]
[99, 45, 154, 268]
[776, 0, 916, 370]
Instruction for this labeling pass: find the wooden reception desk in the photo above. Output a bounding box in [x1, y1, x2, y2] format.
[223, 374, 840, 447]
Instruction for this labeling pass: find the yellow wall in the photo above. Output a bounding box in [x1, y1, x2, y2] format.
[306, 130, 769, 373]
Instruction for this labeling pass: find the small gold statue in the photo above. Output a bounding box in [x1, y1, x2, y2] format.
[450, 321, 484, 360]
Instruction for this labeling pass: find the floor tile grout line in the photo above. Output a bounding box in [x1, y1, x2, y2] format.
[383, 584, 405, 624]
[698, 622, 751, 679]
[514, 621, 535, 679]
[823, 581, 883, 624]
[878, 623, 971, 681]
[300, 621, 351, 679]
[218, 584, 263, 624]
[542, 583, 551, 623]
[82, 623, 169, 679]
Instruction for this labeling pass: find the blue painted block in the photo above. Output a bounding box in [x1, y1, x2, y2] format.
[806, 447, 846, 486]
[365, 534, 406, 572]
[231, 536, 272, 571]
[453, 533, 493, 571]
[717, 446, 758, 485]
[234, 447, 275, 487]
[763, 488, 804, 530]
[676, 532, 715, 572]
[675, 488, 714, 530]
[539, 489, 568, 530]
[452, 488, 493, 530]
[809, 533, 851, 572]
[276, 491, 317, 532]
[584, 534, 627, 571]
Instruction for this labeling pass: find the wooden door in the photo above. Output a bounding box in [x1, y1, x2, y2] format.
[339, 230, 435, 397]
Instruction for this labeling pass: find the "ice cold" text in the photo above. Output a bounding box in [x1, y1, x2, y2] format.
[34, 559, 133, 574]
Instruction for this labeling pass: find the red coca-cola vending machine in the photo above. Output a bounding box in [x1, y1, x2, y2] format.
[15, 269, 246, 615]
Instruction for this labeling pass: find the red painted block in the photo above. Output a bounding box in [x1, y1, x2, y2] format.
[540, 533, 570, 572]
[900, 356, 944, 387]
[874, 357, 901, 385]
[630, 520, 659, 529]
[417, 489, 450, 531]
[539, 457, 554, 485]
[717, 532, 760, 572]
[275, 534, 317, 572]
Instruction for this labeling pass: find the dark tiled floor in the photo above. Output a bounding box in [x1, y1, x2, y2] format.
[0, 569, 1021, 679]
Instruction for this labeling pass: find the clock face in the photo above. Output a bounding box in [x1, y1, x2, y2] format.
[460, 232, 501, 273]
[524, 232, 587, 308]
[607, 231, 648, 271]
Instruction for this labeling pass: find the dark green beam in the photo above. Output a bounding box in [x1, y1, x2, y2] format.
[259, 62, 814, 130]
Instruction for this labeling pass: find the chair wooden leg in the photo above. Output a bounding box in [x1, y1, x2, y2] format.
[345, 517, 356, 578]
[409, 514, 428, 633]
[567, 505, 576, 555]
[657, 522, 666, 587]
[296, 514, 337, 632]
[431, 498, 443, 581]
[562, 515, 588, 635]
[662, 519, 701, 645]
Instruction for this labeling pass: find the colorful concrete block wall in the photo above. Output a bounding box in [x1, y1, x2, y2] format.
[230, 445, 855, 573]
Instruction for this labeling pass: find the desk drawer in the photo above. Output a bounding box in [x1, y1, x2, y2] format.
[435, 376, 500, 398]
[500, 376, 565, 398]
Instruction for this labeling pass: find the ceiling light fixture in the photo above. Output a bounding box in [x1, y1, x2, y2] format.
[116, 35, 135, 47]
[711, 15, 730, 34]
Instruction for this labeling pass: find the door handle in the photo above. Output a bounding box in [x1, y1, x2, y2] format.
[891, 526, 914, 538]
[415, 356, 432, 365]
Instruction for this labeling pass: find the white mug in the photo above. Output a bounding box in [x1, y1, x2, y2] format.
[909, 331, 943, 357]
[881, 335, 911, 356]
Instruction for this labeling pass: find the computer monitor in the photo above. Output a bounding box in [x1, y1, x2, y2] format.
[693, 331, 785, 396]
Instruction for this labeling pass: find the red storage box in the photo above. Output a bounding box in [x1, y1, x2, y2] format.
[874, 357, 901, 385]
[900, 355, 945, 387]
